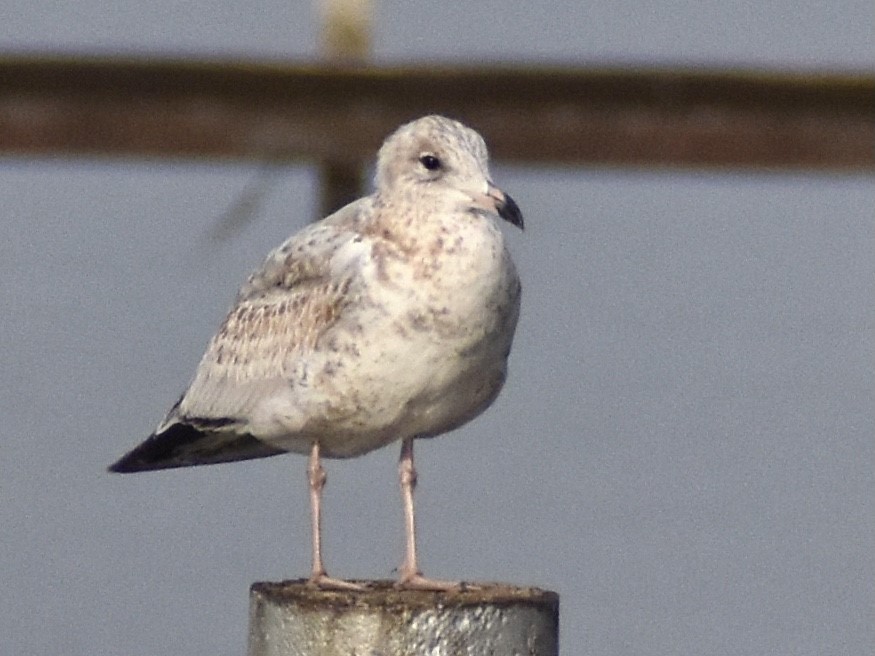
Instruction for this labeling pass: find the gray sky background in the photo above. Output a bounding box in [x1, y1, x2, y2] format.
[1, 2, 873, 655]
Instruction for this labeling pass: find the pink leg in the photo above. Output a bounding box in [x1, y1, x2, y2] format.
[396, 437, 460, 590]
[306, 442, 364, 591]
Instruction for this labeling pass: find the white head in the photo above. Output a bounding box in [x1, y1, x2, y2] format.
[374, 115, 523, 229]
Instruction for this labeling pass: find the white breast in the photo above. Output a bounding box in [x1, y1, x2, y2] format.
[254, 214, 520, 458]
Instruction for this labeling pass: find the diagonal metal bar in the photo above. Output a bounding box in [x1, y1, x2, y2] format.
[0, 55, 872, 171]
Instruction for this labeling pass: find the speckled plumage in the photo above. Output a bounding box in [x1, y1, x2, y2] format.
[110, 115, 522, 470]
[110, 115, 524, 589]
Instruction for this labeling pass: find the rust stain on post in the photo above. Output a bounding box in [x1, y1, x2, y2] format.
[0, 55, 872, 171]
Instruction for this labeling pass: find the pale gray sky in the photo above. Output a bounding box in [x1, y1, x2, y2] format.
[1, 2, 873, 655]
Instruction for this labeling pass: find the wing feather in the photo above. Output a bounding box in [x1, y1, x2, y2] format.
[161, 199, 370, 433]
[108, 422, 286, 472]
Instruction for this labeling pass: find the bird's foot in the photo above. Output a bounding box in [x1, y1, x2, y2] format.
[394, 571, 472, 591]
[307, 572, 367, 591]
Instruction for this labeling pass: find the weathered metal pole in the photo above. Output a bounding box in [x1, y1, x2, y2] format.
[317, 0, 372, 216]
[247, 581, 559, 656]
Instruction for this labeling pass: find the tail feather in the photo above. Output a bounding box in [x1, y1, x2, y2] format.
[108, 422, 286, 473]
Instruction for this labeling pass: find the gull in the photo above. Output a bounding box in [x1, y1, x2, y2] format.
[109, 115, 523, 590]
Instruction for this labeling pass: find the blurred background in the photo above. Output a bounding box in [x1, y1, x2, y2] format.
[1, 1, 872, 655]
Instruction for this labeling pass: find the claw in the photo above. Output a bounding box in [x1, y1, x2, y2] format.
[395, 571, 463, 591]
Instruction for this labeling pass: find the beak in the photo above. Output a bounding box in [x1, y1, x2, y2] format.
[486, 182, 525, 230]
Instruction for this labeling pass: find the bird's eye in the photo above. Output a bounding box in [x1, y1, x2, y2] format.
[419, 154, 442, 171]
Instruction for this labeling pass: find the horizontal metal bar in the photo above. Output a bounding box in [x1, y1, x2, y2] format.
[1, 55, 872, 171]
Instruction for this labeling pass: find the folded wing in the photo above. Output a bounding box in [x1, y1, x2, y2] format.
[109, 201, 368, 472]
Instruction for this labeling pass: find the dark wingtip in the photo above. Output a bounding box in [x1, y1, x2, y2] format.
[108, 421, 286, 473]
[107, 458, 137, 474]
[107, 426, 195, 473]
[108, 452, 155, 473]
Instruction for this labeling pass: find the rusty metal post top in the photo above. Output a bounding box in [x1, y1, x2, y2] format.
[250, 578, 559, 608]
[248, 580, 560, 656]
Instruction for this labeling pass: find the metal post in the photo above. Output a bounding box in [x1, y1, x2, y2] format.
[247, 581, 559, 656]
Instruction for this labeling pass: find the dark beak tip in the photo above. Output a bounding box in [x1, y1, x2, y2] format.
[498, 193, 524, 231]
